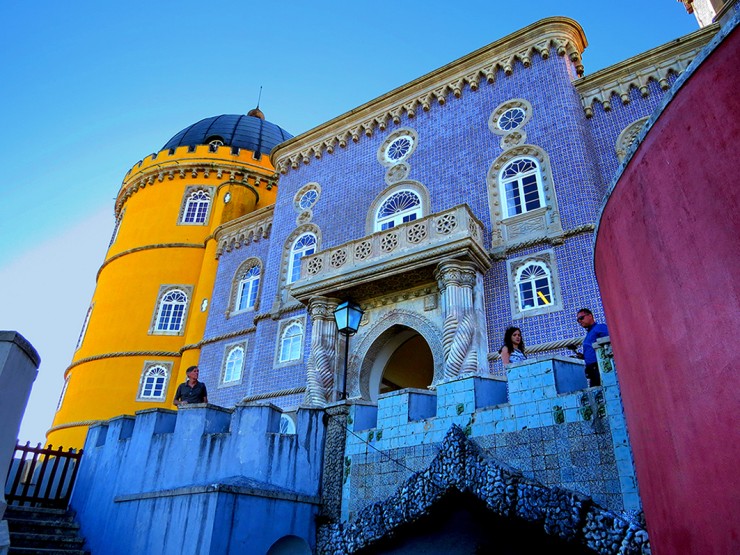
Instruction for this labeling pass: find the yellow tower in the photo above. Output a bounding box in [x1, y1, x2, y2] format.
[48, 110, 291, 448]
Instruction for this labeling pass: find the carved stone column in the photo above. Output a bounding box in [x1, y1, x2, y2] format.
[305, 296, 340, 407]
[434, 260, 487, 380]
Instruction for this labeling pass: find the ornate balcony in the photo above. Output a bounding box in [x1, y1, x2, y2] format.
[290, 204, 490, 302]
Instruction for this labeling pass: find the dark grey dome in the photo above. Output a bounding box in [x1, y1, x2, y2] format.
[163, 114, 292, 156]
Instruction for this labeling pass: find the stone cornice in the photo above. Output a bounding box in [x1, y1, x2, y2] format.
[575, 24, 719, 117]
[115, 158, 278, 217]
[271, 17, 587, 175]
[213, 205, 274, 259]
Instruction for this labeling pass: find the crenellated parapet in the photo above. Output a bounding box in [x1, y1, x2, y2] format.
[575, 24, 718, 117]
[343, 344, 641, 526]
[71, 403, 326, 554]
[271, 17, 587, 175]
[115, 144, 279, 216]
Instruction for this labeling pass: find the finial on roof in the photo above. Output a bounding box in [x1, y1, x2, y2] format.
[247, 86, 265, 119]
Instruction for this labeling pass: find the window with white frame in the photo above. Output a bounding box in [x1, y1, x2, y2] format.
[75, 305, 93, 350]
[236, 264, 261, 312]
[154, 289, 189, 333]
[279, 321, 304, 363]
[287, 234, 316, 284]
[375, 189, 422, 231]
[499, 157, 544, 218]
[56, 376, 70, 411]
[223, 345, 245, 384]
[109, 210, 124, 246]
[515, 261, 553, 311]
[139, 365, 169, 400]
[181, 190, 211, 224]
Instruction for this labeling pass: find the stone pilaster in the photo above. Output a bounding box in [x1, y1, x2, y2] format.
[434, 260, 488, 380]
[305, 296, 340, 407]
[320, 403, 350, 523]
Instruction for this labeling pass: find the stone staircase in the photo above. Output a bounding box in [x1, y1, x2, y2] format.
[4, 506, 89, 555]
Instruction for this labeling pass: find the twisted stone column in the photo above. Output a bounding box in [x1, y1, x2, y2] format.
[305, 296, 340, 407]
[434, 260, 484, 379]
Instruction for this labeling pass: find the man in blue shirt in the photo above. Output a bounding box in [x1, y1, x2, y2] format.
[577, 308, 609, 386]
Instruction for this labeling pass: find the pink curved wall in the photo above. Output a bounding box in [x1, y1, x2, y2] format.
[595, 25, 739, 555]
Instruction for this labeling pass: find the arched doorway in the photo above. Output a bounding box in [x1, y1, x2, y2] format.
[367, 326, 434, 402]
[266, 535, 311, 555]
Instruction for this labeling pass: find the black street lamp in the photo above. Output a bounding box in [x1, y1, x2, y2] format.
[333, 300, 364, 400]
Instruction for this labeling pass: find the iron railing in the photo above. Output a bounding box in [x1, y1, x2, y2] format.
[4, 441, 83, 509]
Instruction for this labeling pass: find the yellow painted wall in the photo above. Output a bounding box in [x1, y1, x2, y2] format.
[48, 143, 278, 449]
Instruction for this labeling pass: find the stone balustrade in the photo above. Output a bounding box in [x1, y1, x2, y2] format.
[290, 204, 489, 301]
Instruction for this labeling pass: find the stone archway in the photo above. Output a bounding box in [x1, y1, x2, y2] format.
[366, 326, 434, 402]
[266, 535, 312, 555]
[350, 310, 444, 401]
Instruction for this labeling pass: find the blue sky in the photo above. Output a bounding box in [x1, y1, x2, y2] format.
[0, 1, 698, 444]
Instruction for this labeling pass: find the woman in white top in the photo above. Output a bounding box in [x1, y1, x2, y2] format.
[499, 326, 527, 365]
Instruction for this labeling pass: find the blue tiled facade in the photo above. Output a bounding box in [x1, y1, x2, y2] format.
[200, 41, 672, 408]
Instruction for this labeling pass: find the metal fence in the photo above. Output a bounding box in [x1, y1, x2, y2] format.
[5, 441, 83, 508]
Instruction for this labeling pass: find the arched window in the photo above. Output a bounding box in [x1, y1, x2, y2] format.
[499, 157, 544, 218]
[279, 321, 304, 363]
[223, 346, 245, 383]
[155, 289, 188, 332]
[515, 262, 553, 311]
[75, 305, 93, 350]
[236, 264, 261, 311]
[182, 190, 211, 224]
[56, 376, 70, 411]
[287, 234, 316, 284]
[279, 413, 297, 435]
[375, 189, 422, 231]
[140, 365, 168, 400]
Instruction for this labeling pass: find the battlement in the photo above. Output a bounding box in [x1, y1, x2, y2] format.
[123, 143, 275, 179]
[77, 402, 323, 498]
[71, 402, 325, 554]
[342, 340, 641, 519]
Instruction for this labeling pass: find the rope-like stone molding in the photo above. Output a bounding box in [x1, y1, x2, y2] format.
[66, 350, 181, 373]
[47, 419, 104, 434]
[181, 327, 257, 353]
[488, 337, 582, 361]
[490, 224, 595, 260]
[575, 24, 718, 117]
[98, 243, 204, 279]
[240, 386, 307, 403]
[116, 161, 278, 217]
[272, 18, 586, 175]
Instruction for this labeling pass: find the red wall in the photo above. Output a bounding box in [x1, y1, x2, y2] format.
[595, 25, 739, 555]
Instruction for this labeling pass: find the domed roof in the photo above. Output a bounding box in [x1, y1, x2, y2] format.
[162, 113, 292, 156]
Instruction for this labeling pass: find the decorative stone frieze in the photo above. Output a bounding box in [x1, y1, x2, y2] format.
[272, 18, 587, 175]
[305, 296, 340, 407]
[616, 117, 649, 161]
[435, 261, 483, 379]
[213, 205, 273, 258]
[290, 205, 489, 303]
[576, 24, 718, 117]
[317, 425, 650, 554]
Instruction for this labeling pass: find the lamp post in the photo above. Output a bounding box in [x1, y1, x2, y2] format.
[333, 300, 364, 400]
